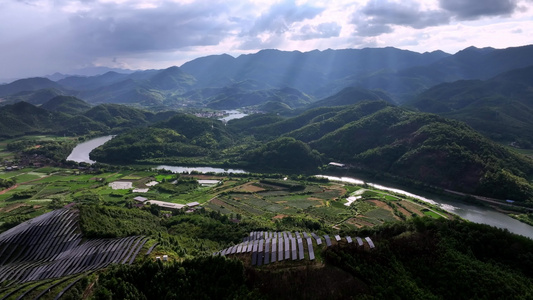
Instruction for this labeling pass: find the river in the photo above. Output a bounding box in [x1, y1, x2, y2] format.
[67, 135, 533, 239]
[219, 110, 248, 122]
[66, 135, 114, 164]
[317, 175, 533, 239]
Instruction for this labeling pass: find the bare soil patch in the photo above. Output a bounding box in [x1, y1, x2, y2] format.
[272, 214, 287, 220]
[233, 182, 265, 193]
[401, 201, 425, 216]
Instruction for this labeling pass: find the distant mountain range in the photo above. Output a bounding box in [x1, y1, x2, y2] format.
[2, 44, 533, 147]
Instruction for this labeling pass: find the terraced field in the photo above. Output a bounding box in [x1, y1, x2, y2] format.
[207, 179, 452, 229]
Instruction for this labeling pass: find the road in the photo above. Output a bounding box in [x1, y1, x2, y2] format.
[443, 189, 533, 212]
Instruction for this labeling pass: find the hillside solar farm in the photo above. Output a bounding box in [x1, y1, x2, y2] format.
[0, 208, 148, 299]
[217, 231, 375, 266]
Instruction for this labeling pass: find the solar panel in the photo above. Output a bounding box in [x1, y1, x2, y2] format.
[323, 235, 332, 247]
[291, 238, 297, 260]
[247, 241, 253, 252]
[278, 237, 283, 261]
[264, 240, 270, 265]
[303, 232, 309, 239]
[284, 237, 290, 260]
[356, 237, 363, 246]
[271, 239, 277, 262]
[311, 233, 322, 245]
[257, 240, 264, 266]
[365, 237, 375, 248]
[253, 240, 258, 252]
[297, 239, 304, 260]
[231, 245, 238, 254]
[252, 240, 259, 265]
[236, 244, 243, 253]
[334, 235, 341, 242]
[346, 236, 353, 243]
[295, 232, 301, 239]
[307, 238, 315, 260]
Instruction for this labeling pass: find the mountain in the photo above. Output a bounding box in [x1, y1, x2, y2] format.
[406, 65, 533, 147]
[1, 45, 532, 110]
[90, 113, 233, 163]
[89, 100, 533, 200]
[307, 86, 393, 109]
[0, 101, 180, 139]
[181, 47, 450, 100]
[0, 88, 66, 106]
[59, 67, 195, 106]
[57, 71, 130, 91]
[0, 101, 69, 137]
[148, 66, 196, 91]
[399, 45, 533, 87]
[0, 77, 65, 97]
[201, 86, 312, 111]
[40, 96, 92, 115]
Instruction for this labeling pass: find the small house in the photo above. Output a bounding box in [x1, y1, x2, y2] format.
[133, 196, 148, 203]
[186, 201, 200, 208]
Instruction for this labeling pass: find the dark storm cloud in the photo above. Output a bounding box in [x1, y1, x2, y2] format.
[66, 1, 235, 56]
[353, 0, 450, 36]
[439, 0, 519, 20]
[246, 0, 324, 35]
[292, 22, 342, 40]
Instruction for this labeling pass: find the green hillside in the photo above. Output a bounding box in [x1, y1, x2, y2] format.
[40, 95, 92, 114]
[89, 100, 533, 201]
[0, 101, 179, 139]
[407, 66, 533, 147]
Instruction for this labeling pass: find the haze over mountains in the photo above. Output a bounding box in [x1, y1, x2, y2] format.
[0, 45, 531, 108]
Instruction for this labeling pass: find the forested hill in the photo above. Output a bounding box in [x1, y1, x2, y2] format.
[0, 99, 180, 139]
[90, 100, 533, 201]
[406, 65, 533, 148]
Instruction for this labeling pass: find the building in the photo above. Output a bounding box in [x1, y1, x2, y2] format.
[328, 162, 346, 168]
[147, 200, 185, 210]
[109, 181, 133, 190]
[198, 179, 221, 187]
[186, 202, 200, 208]
[133, 196, 148, 203]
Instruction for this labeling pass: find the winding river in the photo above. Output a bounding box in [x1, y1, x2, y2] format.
[66, 135, 114, 164]
[68, 135, 533, 239]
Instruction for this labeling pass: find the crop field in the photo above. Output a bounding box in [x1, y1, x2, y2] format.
[205, 179, 452, 229]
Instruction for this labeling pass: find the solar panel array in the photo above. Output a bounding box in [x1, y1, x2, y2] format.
[0, 208, 147, 285]
[216, 231, 376, 266]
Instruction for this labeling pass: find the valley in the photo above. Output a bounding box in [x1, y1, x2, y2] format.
[1, 44, 533, 299]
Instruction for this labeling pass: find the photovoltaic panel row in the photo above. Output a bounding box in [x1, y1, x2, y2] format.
[323, 235, 332, 247]
[365, 237, 375, 248]
[307, 237, 315, 260]
[311, 233, 322, 245]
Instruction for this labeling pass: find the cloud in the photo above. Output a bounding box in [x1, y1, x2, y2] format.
[65, 1, 235, 55]
[352, 0, 450, 37]
[439, 0, 519, 20]
[292, 22, 342, 40]
[245, 0, 324, 35]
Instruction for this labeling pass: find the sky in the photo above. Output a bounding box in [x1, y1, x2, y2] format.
[1, 0, 532, 80]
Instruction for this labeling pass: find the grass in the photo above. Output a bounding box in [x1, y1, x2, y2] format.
[365, 208, 397, 222]
[422, 209, 443, 219]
